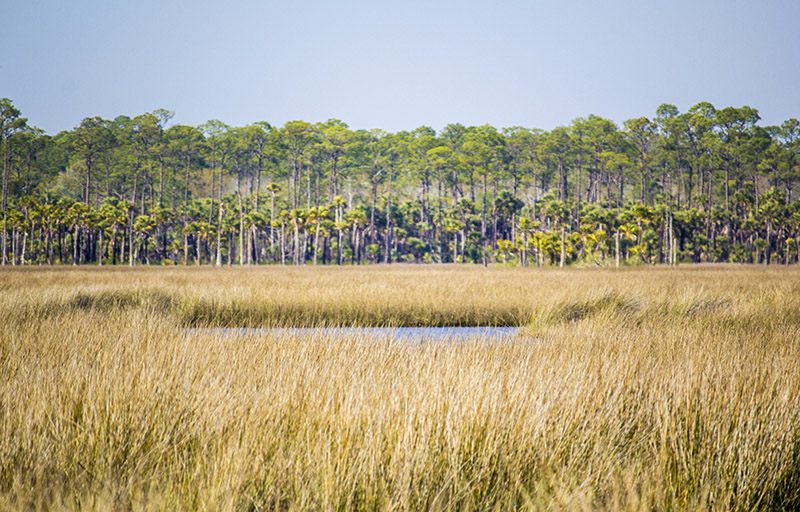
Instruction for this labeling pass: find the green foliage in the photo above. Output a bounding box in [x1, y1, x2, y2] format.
[1, 97, 800, 266]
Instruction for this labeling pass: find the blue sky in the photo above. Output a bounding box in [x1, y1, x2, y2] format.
[2, 0, 799, 134]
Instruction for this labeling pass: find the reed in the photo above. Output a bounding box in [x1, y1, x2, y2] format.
[1, 265, 799, 510]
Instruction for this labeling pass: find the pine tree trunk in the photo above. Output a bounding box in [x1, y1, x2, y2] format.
[237, 188, 245, 266]
[384, 165, 393, 264]
[216, 204, 223, 267]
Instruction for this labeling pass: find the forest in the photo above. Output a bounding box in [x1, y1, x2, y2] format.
[1, 97, 799, 267]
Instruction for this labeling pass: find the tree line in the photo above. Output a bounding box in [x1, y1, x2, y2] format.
[1, 98, 799, 267]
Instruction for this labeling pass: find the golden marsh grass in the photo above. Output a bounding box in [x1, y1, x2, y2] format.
[1, 265, 800, 510]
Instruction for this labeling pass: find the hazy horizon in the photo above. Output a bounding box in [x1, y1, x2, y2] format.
[3, 0, 799, 134]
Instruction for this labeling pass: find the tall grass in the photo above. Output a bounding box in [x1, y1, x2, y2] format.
[1, 265, 800, 510]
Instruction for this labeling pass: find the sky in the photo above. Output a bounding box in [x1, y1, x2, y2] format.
[2, 0, 799, 134]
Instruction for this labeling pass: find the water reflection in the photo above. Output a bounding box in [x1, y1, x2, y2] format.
[192, 326, 520, 342]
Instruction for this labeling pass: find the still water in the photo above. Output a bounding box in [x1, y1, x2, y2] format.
[192, 326, 520, 342]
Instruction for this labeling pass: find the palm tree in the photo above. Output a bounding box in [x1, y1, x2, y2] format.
[242, 212, 255, 265]
[99, 200, 124, 265]
[90, 204, 110, 265]
[276, 210, 290, 265]
[618, 223, 640, 263]
[248, 211, 269, 264]
[133, 214, 157, 264]
[331, 195, 347, 265]
[543, 199, 569, 267]
[308, 206, 329, 265]
[115, 199, 134, 265]
[6, 208, 22, 265]
[36, 202, 59, 265]
[267, 183, 281, 261]
[67, 202, 88, 265]
[444, 218, 465, 263]
[757, 188, 786, 265]
[518, 216, 534, 267]
[583, 228, 609, 264]
[150, 205, 173, 263]
[28, 201, 45, 264]
[346, 209, 367, 264]
[495, 239, 515, 265]
[530, 231, 547, 267]
[184, 221, 213, 265]
[289, 208, 306, 265]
